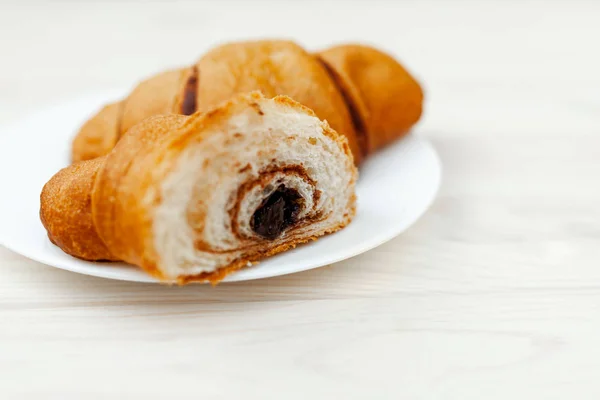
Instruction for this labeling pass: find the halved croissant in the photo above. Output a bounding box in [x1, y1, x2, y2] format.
[42, 92, 357, 283]
[72, 40, 423, 164]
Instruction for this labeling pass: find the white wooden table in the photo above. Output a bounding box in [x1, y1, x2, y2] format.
[1, 1, 599, 398]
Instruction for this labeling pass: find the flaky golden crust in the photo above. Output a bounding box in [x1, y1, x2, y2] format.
[42, 92, 357, 284]
[71, 102, 123, 163]
[71, 40, 424, 165]
[92, 114, 188, 273]
[317, 44, 424, 153]
[120, 69, 186, 136]
[94, 92, 357, 282]
[193, 41, 362, 163]
[40, 157, 117, 261]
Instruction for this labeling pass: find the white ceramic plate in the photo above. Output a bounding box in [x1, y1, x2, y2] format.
[0, 90, 441, 283]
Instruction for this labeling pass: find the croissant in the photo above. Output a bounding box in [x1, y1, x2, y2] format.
[41, 92, 357, 283]
[72, 40, 423, 165]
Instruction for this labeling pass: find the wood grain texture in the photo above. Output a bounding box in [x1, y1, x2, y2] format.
[1, 1, 599, 399]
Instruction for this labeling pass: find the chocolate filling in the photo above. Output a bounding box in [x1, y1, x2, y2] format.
[251, 185, 304, 240]
[181, 67, 199, 115]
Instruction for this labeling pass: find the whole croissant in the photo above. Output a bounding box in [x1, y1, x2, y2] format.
[41, 92, 357, 283]
[72, 40, 423, 165]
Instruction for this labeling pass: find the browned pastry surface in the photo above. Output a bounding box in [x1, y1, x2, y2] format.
[92, 113, 189, 271]
[318, 44, 424, 153]
[43, 93, 356, 284]
[40, 157, 118, 261]
[192, 41, 362, 162]
[71, 102, 123, 163]
[120, 69, 187, 136]
[71, 40, 424, 164]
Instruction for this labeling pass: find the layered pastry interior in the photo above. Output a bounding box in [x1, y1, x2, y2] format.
[145, 94, 356, 281]
[42, 92, 357, 283]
